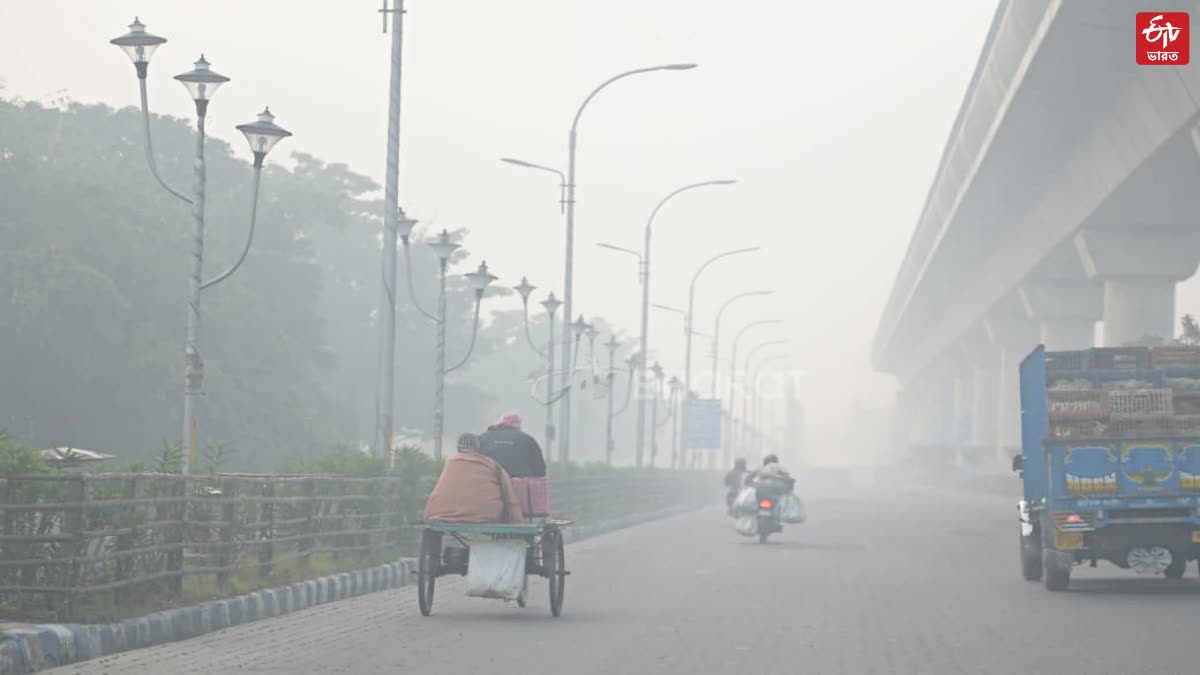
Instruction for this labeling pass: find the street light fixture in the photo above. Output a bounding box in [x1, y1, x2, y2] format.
[514, 276, 545, 358]
[202, 108, 292, 290]
[110, 17, 165, 78]
[596, 242, 643, 284]
[111, 18, 290, 474]
[174, 55, 229, 116]
[535, 291, 564, 453]
[432, 258, 498, 459]
[503, 63, 698, 464]
[634, 179, 736, 469]
[500, 158, 567, 213]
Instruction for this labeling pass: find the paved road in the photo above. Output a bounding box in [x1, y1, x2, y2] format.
[50, 480, 1200, 675]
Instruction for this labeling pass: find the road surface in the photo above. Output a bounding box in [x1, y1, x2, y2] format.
[49, 479, 1200, 675]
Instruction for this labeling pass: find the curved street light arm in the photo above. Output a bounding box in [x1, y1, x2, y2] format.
[596, 243, 644, 284]
[690, 247, 760, 292]
[614, 366, 638, 416]
[445, 297, 483, 374]
[646, 180, 733, 236]
[402, 244, 438, 322]
[521, 303, 548, 358]
[201, 166, 263, 290]
[572, 65, 693, 132]
[138, 78, 191, 205]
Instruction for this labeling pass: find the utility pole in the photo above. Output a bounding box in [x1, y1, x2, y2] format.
[375, 0, 405, 457]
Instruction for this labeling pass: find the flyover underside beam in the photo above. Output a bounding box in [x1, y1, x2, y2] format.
[875, 46, 1200, 377]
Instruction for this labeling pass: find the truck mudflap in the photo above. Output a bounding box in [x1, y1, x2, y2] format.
[1044, 548, 1075, 569]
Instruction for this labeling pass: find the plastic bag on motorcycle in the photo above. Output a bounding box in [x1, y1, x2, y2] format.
[779, 493, 807, 524]
[735, 515, 759, 537]
[731, 487, 758, 515]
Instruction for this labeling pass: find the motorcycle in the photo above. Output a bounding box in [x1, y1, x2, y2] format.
[754, 491, 783, 543]
[734, 473, 792, 540]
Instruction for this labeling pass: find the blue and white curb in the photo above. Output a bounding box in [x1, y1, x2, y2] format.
[0, 559, 416, 675]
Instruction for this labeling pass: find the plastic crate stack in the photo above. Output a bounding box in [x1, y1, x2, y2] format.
[1046, 350, 1107, 440]
[1158, 346, 1200, 435]
[1108, 387, 1173, 438]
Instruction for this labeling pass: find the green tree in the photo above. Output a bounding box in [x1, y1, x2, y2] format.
[0, 97, 619, 469]
[1180, 314, 1200, 345]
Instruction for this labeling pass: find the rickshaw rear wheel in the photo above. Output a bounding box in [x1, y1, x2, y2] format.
[417, 529, 441, 616]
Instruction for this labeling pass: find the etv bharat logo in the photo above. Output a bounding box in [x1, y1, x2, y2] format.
[1137, 12, 1190, 65]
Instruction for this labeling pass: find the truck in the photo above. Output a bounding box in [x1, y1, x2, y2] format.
[1013, 344, 1200, 591]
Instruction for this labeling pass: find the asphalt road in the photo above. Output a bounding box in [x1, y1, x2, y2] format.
[49, 479, 1200, 675]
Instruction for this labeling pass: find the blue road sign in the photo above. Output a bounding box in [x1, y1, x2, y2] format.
[685, 398, 722, 450]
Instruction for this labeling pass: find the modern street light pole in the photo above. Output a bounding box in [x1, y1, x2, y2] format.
[112, 19, 291, 475]
[711, 291, 773, 397]
[726, 320, 782, 464]
[682, 247, 759, 469]
[502, 64, 696, 463]
[634, 179, 735, 468]
[514, 64, 698, 465]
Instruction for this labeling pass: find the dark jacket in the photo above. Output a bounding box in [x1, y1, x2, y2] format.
[478, 426, 547, 478]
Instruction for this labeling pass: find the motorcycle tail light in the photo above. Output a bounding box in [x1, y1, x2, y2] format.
[759, 499, 773, 509]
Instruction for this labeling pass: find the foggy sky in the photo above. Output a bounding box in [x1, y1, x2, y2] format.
[0, 0, 1005, 458]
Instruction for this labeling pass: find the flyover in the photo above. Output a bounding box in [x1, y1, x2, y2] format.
[873, 0, 1200, 465]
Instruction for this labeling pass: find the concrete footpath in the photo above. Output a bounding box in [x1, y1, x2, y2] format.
[0, 505, 694, 675]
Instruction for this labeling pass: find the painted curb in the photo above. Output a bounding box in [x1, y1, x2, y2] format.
[0, 559, 415, 675]
[0, 503, 705, 675]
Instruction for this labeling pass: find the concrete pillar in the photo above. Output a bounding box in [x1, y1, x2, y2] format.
[1019, 279, 1101, 351]
[1040, 319, 1095, 350]
[984, 314, 1039, 467]
[970, 361, 998, 454]
[1102, 279, 1175, 346]
[1076, 229, 1200, 346]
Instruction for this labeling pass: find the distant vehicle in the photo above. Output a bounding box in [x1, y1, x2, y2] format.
[1014, 345, 1200, 591]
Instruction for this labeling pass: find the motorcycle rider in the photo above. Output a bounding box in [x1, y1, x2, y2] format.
[724, 458, 749, 512]
[746, 454, 795, 493]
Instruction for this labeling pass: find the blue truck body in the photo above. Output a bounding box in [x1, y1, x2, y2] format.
[1015, 345, 1200, 590]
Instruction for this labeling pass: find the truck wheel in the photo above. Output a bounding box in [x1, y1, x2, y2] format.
[1020, 532, 1043, 581]
[1043, 551, 1070, 592]
[1165, 557, 1187, 579]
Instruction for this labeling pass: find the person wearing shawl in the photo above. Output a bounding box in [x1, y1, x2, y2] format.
[423, 432, 525, 524]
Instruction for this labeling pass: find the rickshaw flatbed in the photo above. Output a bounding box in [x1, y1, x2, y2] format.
[416, 519, 570, 617]
[422, 519, 572, 536]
